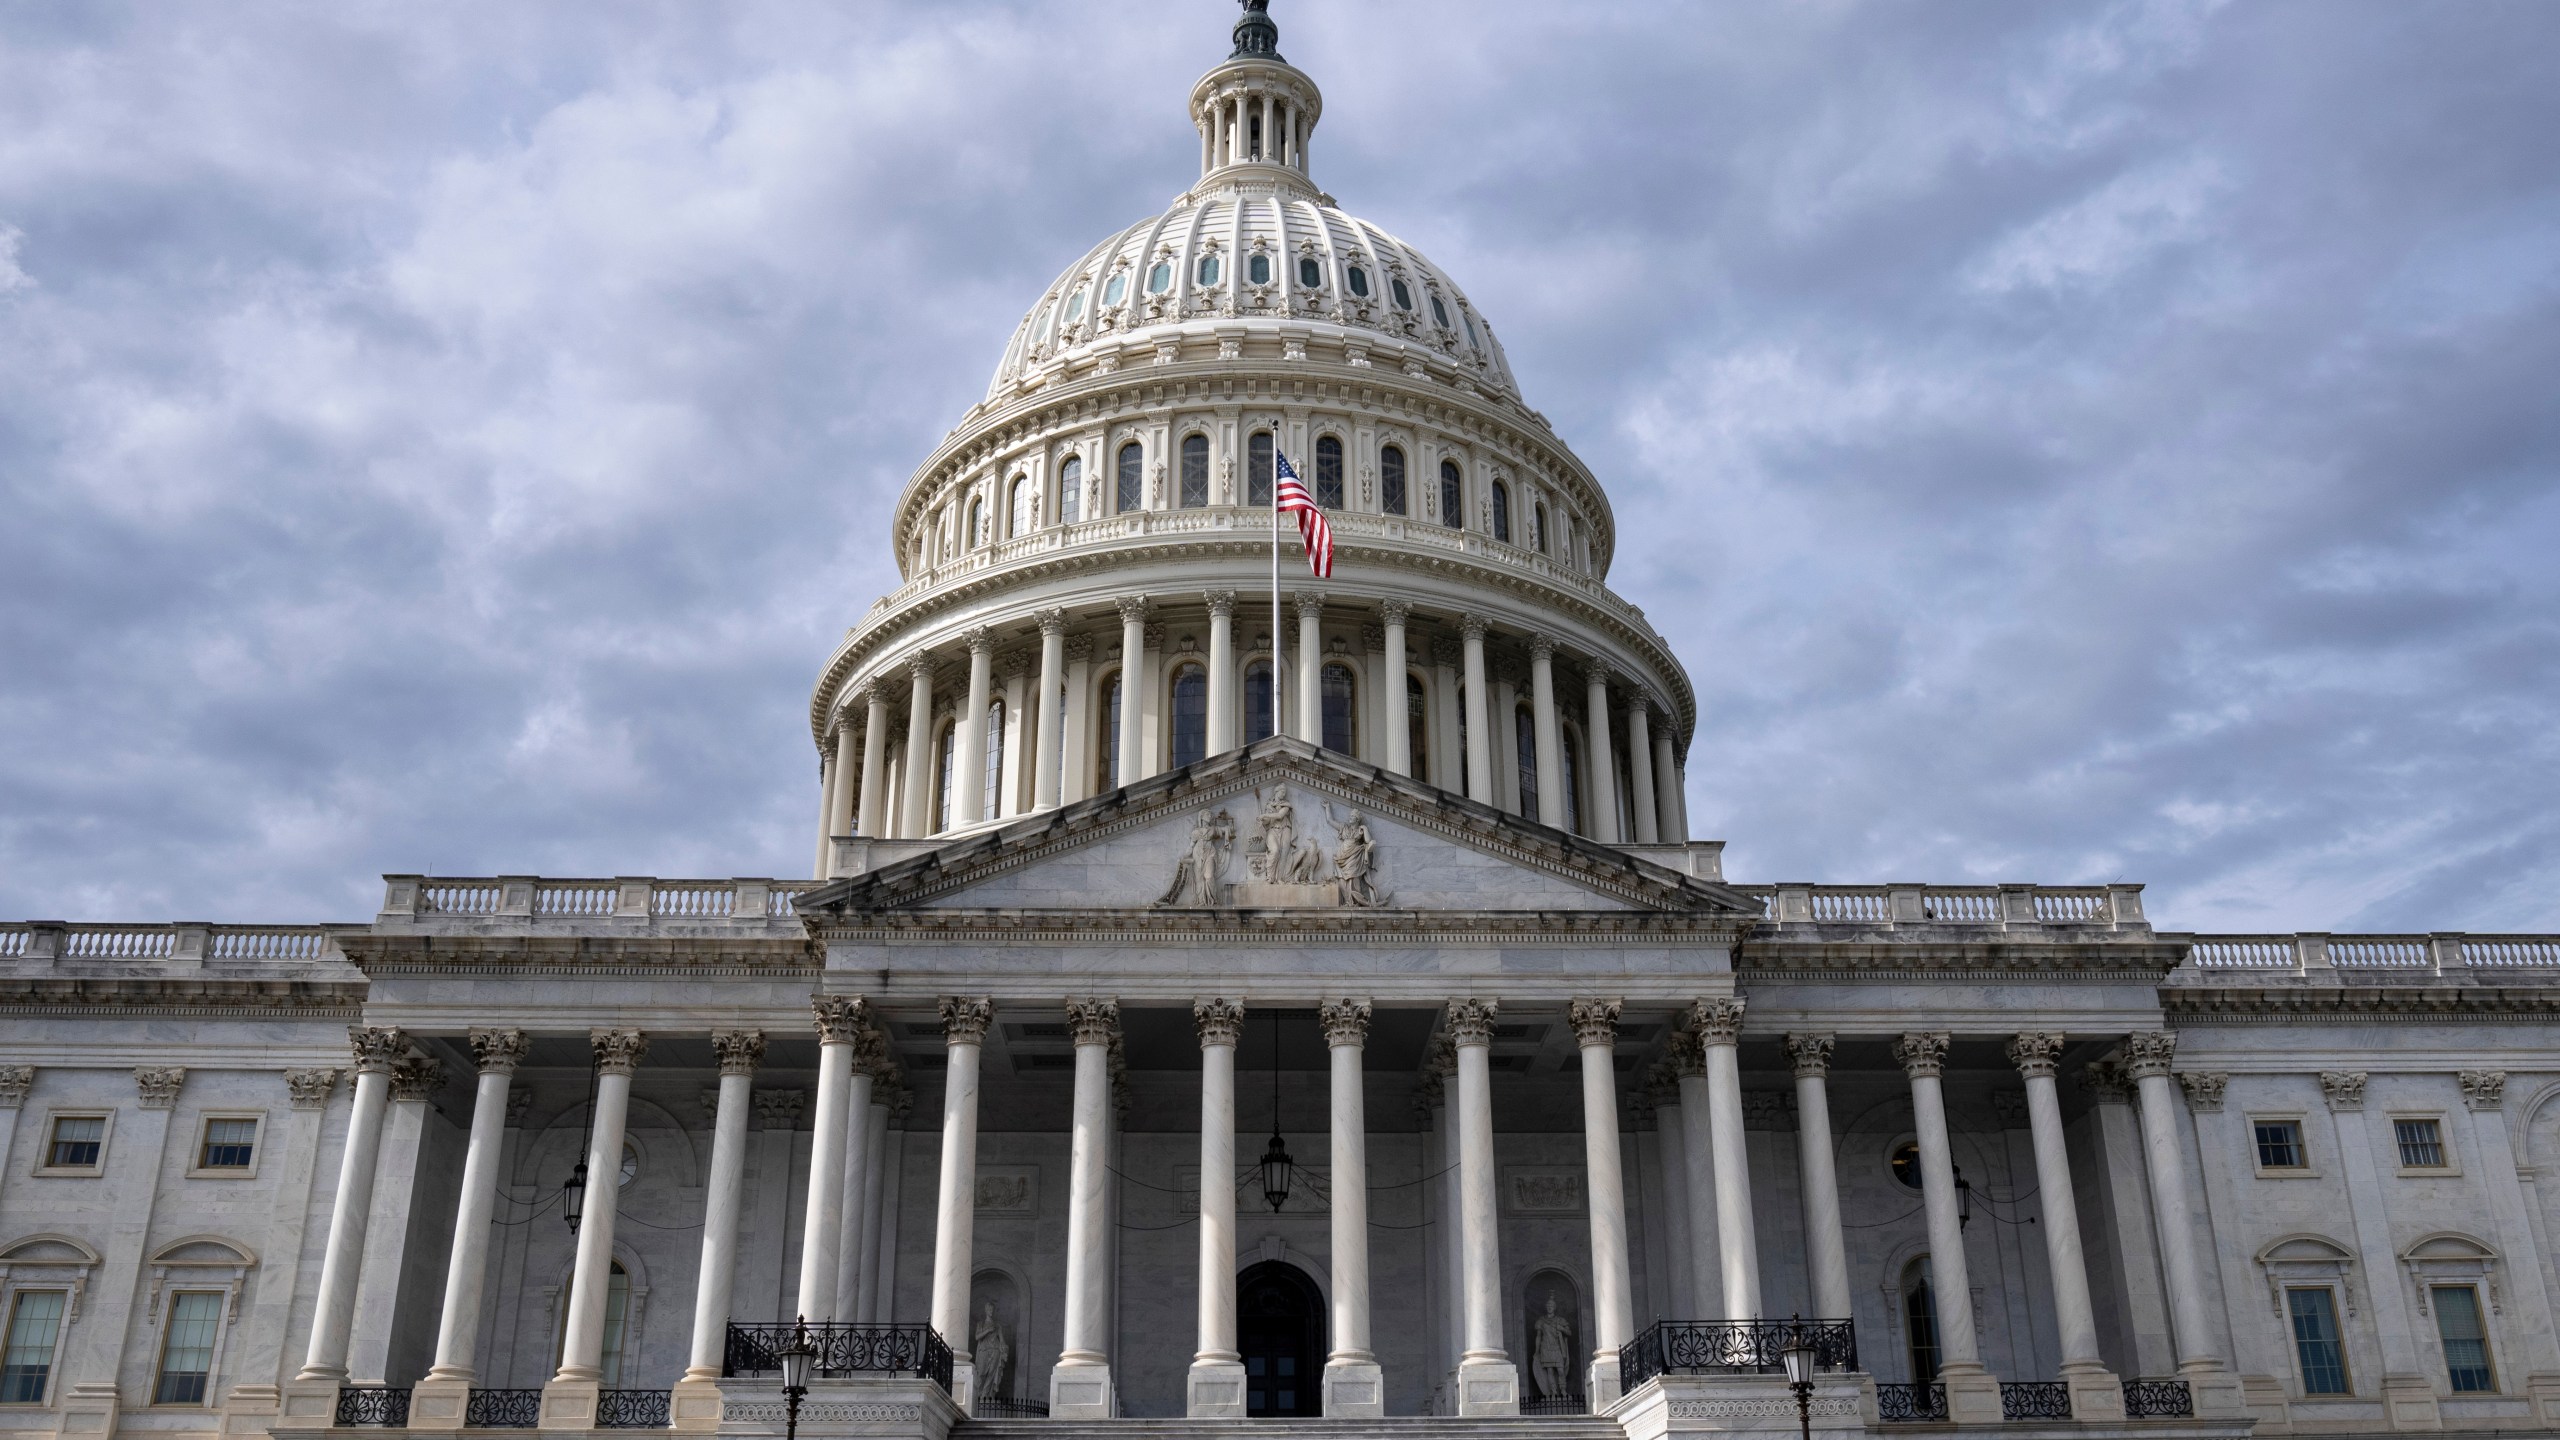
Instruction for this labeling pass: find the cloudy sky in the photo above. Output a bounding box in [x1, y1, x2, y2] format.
[2, 0, 2555, 933]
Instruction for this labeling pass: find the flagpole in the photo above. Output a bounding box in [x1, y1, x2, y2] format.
[1271, 450, 1284, 744]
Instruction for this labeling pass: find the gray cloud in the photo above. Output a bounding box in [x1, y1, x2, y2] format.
[1, 0, 2554, 932]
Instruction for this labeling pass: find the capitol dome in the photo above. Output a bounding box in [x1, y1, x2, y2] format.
[806, 0, 1701, 860]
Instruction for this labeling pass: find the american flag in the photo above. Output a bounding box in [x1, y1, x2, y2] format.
[1273, 451, 1333, 578]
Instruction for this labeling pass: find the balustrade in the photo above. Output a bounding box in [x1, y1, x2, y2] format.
[2120, 1379, 2195, 1418]
[2001, 1381, 2072, 1419]
[463, 1389, 543, 1428]
[1875, 1383, 1946, 1423]
[1617, 1319, 1857, 1389]
[595, 1390, 671, 1429]
[335, 1386, 412, 1427]
[722, 1323, 954, 1394]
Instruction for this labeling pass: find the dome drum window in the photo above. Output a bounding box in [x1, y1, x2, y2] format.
[1380, 445, 1407, 517]
[1429, 294, 1451, 328]
[1064, 287, 1087, 322]
[1116, 442, 1144, 514]
[1103, 272, 1128, 307]
[1248, 253, 1272, 286]
[1147, 261, 1173, 294]
[1059, 455, 1083, 525]
[1298, 257, 1322, 288]
[1248, 432, 1274, 506]
[1198, 254, 1222, 286]
[1390, 276, 1414, 310]
[1180, 434, 1210, 509]
[1346, 265, 1370, 298]
[1314, 436, 1345, 510]
[1439, 460, 1464, 528]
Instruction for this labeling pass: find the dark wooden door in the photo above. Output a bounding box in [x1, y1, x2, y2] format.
[1238, 1260, 1323, 1417]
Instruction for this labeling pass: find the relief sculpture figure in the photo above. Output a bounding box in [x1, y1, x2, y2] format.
[1251, 784, 1325, 883]
[1156, 808, 1235, 907]
[1329, 807, 1388, 908]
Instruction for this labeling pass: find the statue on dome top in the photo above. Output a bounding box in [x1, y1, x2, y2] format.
[1231, 0, 1282, 61]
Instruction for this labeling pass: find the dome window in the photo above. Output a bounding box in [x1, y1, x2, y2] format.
[1248, 431, 1274, 505]
[1380, 445, 1407, 517]
[1102, 272, 1128, 306]
[1314, 436, 1345, 509]
[1390, 277, 1414, 310]
[1298, 257, 1322, 288]
[1429, 294, 1451, 328]
[1116, 442, 1144, 514]
[1198, 254, 1222, 286]
[1463, 312, 1481, 348]
[1491, 480, 1512, 543]
[1248, 253, 1272, 285]
[1065, 287, 1087, 322]
[1147, 261, 1173, 294]
[1180, 434, 1210, 509]
[1346, 265, 1370, 298]
[1032, 311, 1051, 345]
[1439, 460, 1464, 528]
[1059, 455, 1083, 524]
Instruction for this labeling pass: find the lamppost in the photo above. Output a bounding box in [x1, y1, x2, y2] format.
[779, 1316, 816, 1440]
[1781, 1323, 1819, 1440]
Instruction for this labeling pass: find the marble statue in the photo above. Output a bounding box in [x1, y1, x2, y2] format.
[1329, 806, 1387, 908]
[972, 1301, 1011, 1407]
[1251, 785, 1325, 883]
[1530, 1293, 1575, 1402]
[1157, 808, 1235, 907]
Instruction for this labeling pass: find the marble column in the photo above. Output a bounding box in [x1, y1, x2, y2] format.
[1116, 598, 1148, 785]
[1528, 635, 1564, 827]
[813, 756, 838, 881]
[2008, 1033, 2125, 1419]
[1572, 1001, 1634, 1407]
[2457, 1072, 2560, 1423]
[828, 722, 859, 844]
[671, 1032, 763, 1430]
[1380, 600, 1412, 775]
[1205, 591, 1237, 755]
[1624, 700, 1659, 844]
[1033, 609, 1067, 809]
[1448, 999, 1520, 1415]
[411, 1029, 528, 1427]
[930, 998, 994, 1411]
[2126, 1032, 2246, 1417]
[1460, 616, 1494, 804]
[1785, 1035, 1853, 1322]
[830, 1032, 884, 1321]
[857, 682, 891, 839]
[1320, 1000, 1384, 1415]
[1053, 1000, 1121, 1417]
[1894, 1032, 2001, 1425]
[1692, 999, 1760, 1318]
[1650, 711, 1684, 844]
[797, 997, 868, 1323]
[900, 655, 935, 837]
[294, 1027, 408, 1385]
[543, 1030, 647, 1429]
[855, 1083, 894, 1323]
[1649, 1065, 1700, 1320]
[1189, 1000, 1248, 1417]
[1582, 664, 1620, 842]
[1430, 1040, 1466, 1399]
[1296, 591, 1325, 743]
[953, 628, 993, 826]
[1671, 1034, 1723, 1320]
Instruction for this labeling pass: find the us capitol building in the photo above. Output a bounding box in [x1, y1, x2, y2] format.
[6, 8, 2557, 1440]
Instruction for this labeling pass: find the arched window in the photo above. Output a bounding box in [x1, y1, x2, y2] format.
[1406, 673, 1430, 777]
[1380, 445, 1407, 516]
[968, 496, 988, 549]
[1491, 481, 1512, 543]
[1180, 434, 1210, 508]
[1440, 460, 1464, 527]
[1248, 432, 1274, 505]
[1514, 706, 1538, 818]
[1171, 663, 1208, 768]
[1197, 253, 1222, 286]
[1321, 663, 1356, 754]
[1297, 256, 1322, 288]
[1244, 659, 1275, 743]
[1903, 1258, 1941, 1385]
[1147, 260, 1172, 294]
[1532, 502, 1548, 553]
[1248, 252, 1272, 285]
[1059, 455, 1082, 524]
[935, 723, 956, 832]
[1116, 442, 1143, 514]
[1008, 476, 1032, 537]
[1561, 728, 1583, 836]
[1314, 436, 1344, 509]
[1099, 673, 1122, 792]
[983, 702, 1005, 819]
[1346, 265, 1370, 298]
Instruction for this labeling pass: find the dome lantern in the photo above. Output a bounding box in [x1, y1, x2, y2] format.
[1191, 1, 1321, 185]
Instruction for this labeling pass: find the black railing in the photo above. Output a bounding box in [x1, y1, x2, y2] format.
[465, 1388, 543, 1428]
[596, 1389, 669, 1429]
[334, 1386, 412, 1427]
[1876, 1382, 1948, 1422]
[1521, 1395, 1588, 1416]
[974, 1396, 1049, 1418]
[722, 1323, 955, 1395]
[1619, 1318, 1859, 1389]
[2122, 1379, 2194, 1418]
[2001, 1382, 2072, 1420]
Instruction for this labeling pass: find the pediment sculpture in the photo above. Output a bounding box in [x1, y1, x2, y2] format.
[1156, 785, 1388, 909]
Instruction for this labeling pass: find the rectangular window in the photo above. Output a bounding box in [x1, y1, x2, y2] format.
[2286, 1288, 2350, 1395]
[2434, 1286, 2495, 1393]
[1, 1290, 66, 1404]
[198, 1117, 258, 1170]
[2396, 1118, 2447, 1169]
[152, 1292, 222, 1405]
[2255, 1119, 2306, 1170]
[45, 1116, 104, 1170]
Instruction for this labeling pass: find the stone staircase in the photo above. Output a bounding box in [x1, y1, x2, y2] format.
[957, 1419, 1628, 1440]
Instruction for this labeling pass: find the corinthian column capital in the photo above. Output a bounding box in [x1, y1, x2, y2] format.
[2123, 1031, 2177, 1080]
[1568, 999, 1621, 1048]
[348, 1025, 412, 1076]
[1687, 997, 1745, 1046]
[1067, 998, 1122, 1047]
[2007, 1031, 2066, 1079]
[590, 1029, 648, 1076]
[1194, 997, 1245, 1047]
[812, 995, 872, 1044]
[940, 995, 995, 1044]
[1319, 998, 1372, 1047]
[469, 1027, 530, 1075]
[712, 1030, 766, 1077]
[1445, 998, 1498, 1047]
[1893, 1031, 1949, 1078]
[1785, 1032, 1834, 1078]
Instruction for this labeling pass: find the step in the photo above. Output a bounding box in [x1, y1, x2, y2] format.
[957, 1421, 1627, 1440]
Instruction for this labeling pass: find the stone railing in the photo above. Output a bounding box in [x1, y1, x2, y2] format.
[1727, 883, 2149, 931]
[0, 921, 347, 968]
[2173, 932, 2560, 977]
[380, 876, 821, 925]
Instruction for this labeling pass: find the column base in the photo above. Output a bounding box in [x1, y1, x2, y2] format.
[1048, 1358, 1115, 1420]
[949, 1360, 976, 1418]
[57, 1381, 121, 1440]
[1188, 1358, 1248, 1418]
[218, 1383, 282, 1438]
[538, 1376, 602, 1430]
[2180, 1359, 2254, 1421]
[1323, 1358, 1384, 1418]
[1937, 1362, 2004, 1426]
[408, 1377, 472, 1431]
[279, 1378, 343, 1429]
[2525, 1373, 2560, 1428]
[1587, 1352, 1624, 1411]
[2061, 1358, 2126, 1421]
[1454, 1356, 1521, 1417]
[2379, 1371, 2445, 1431]
[668, 1375, 726, 1432]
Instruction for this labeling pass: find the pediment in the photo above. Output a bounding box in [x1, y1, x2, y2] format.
[797, 739, 1760, 920]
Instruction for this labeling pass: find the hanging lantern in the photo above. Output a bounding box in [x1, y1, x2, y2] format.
[563, 1160, 589, 1235]
[1260, 1131, 1292, 1212]
[1953, 1166, 1972, 1231]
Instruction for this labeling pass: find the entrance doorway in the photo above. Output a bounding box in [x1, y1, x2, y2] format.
[1238, 1260, 1324, 1417]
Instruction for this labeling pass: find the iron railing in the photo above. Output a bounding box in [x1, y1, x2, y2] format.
[1619, 1319, 1858, 1389]
[2122, 1379, 2194, 1418]
[335, 1386, 412, 1427]
[973, 1396, 1049, 1418]
[1521, 1394, 1588, 1415]
[464, 1388, 543, 1427]
[1876, 1382, 1947, 1422]
[595, 1389, 669, 1429]
[2001, 1382, 2072, 1420]
[722, 1322, 954, 1394]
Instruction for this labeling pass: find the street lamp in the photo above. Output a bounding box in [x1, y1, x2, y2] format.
[1781, 1323, 1819, 1440]
[562, 1161, 588, 1235]
[779, 1316, 817, 1440]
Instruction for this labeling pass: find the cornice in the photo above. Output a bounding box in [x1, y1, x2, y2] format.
[341, 933, 821, 975]
[815, 910, 1747, 944]
[2165, 983, 2560, 1022]
[0, 975, 367, 1018]
[1739, 941, 2184, 980]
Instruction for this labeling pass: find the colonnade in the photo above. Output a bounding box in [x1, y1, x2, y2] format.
[811, 595, 1694, 868]
[288, 1007, 2237, 1423]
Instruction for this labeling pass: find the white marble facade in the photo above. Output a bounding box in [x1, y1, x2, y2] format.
[5, 6, 2560, 1440]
